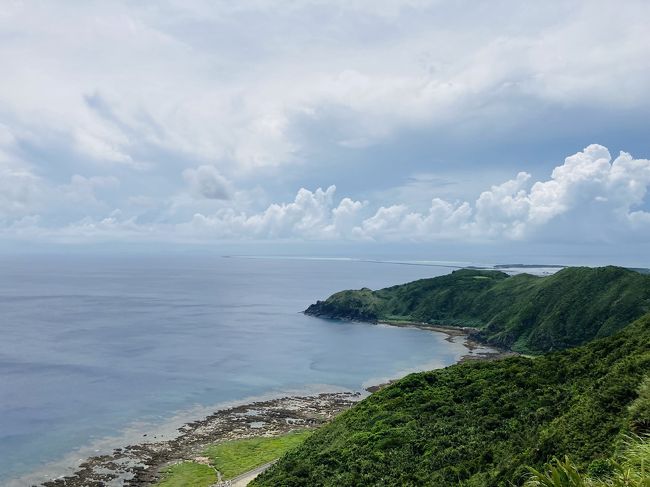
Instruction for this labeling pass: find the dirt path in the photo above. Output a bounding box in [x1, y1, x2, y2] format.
[228, 461, 276, 486]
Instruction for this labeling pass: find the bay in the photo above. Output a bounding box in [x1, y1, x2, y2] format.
[0, 254, 467, 483]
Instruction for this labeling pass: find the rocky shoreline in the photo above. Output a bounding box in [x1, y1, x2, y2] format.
[34, 323, 511, 487]
[38, 392, 360, 487]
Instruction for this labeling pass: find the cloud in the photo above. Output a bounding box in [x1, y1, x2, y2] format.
[469, 145, 650, 240]
[360, 198, 474, 241]
[188, 186, 364, 239]
[0, 1, 649, 248]
[1, 144, 648, 244]
[183, 165, 232, 200]
[74, 129, 135, 167]
[0, 164, 43, 218]
[0, 125, 121, 220]
[61, 175, 120, 205]
[1, 0, 649, 179]
[0, 127, 45, 218]
[180, 144, 650, 243]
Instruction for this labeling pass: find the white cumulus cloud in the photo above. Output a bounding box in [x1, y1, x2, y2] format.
[1, 144, 649, 245]
[188, 185, 365, 239]
[182, 144, 650, 243]
[469, 144, 650, 240]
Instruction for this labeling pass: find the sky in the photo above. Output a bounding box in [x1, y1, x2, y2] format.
[1, 0, 649, 262]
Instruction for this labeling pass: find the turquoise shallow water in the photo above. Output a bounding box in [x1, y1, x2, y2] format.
[0, 254, 466, 484]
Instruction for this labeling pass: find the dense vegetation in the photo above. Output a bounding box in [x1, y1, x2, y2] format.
[253, 313, 650, 486]
[525, 435, 649, 486]
[305, 266, 650, 353]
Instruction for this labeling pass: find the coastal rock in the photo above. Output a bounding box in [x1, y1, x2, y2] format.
[39, 393, 360, 487]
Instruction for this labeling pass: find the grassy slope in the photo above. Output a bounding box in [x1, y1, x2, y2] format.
[205, 431, 311, 479]
[254, 313, 650, 487]
[305, 266, 650, 353]
[155, 431, 311, 486]
[157, 462, 216, 487]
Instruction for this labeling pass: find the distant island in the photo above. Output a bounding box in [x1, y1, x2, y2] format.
[254, 266, 650, 486]
[492, 263, 567, 268]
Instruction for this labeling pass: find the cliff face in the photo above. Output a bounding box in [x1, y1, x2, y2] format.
[305, 287, 382, 322]
[305, 266, 650, 354]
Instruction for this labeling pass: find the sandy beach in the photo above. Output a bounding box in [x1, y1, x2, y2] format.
[378, 320, 516, 361]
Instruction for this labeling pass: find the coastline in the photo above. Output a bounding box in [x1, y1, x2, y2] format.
[36, 392, 361, 487]
[377, 320, 515, 362]
[28, 323, 510, 487]
[365, 321, 515, 393]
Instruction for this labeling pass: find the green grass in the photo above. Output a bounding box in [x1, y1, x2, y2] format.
[205, 430, 311, 479]
[155, 431, 312, 486]
[156, 461, 216, 487]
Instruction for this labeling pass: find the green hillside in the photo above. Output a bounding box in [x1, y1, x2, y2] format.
[253, 313, 650, 487]
[305, 266, 650, 353]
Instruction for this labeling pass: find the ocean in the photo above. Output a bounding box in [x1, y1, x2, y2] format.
[0, 254, 468, 484]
